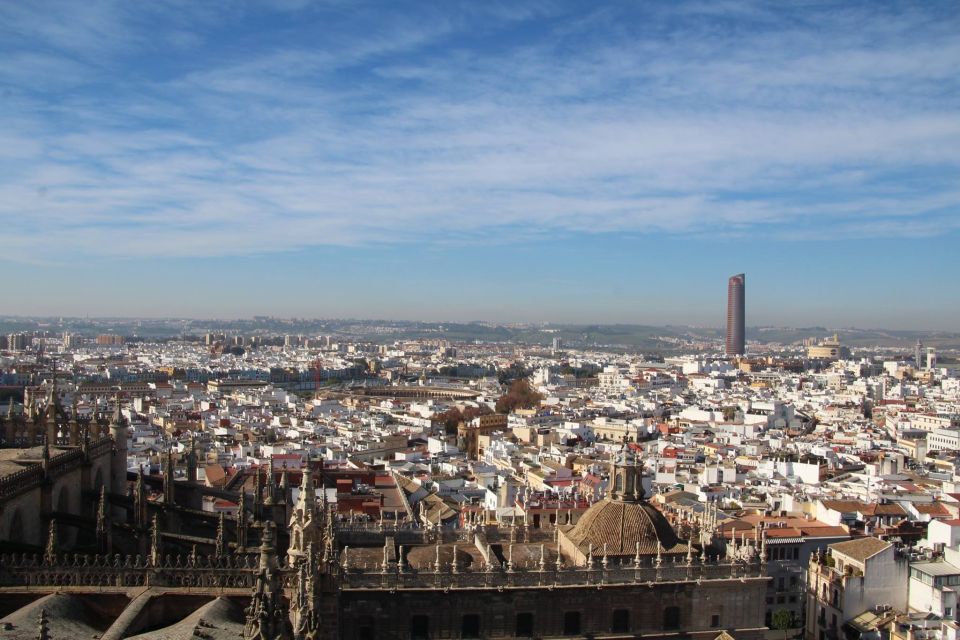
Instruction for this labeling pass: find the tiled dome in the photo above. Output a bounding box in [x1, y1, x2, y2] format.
[565, 498, 684, 556]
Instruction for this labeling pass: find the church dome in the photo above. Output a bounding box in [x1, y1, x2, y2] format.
[564, 498, 684, 556]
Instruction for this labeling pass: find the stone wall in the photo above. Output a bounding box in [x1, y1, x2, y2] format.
[339, 577, 769, 639]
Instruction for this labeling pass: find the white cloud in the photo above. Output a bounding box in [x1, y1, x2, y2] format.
[0, 1, 958, 263]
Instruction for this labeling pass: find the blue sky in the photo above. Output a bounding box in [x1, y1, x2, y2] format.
[2, 1, 959, 328]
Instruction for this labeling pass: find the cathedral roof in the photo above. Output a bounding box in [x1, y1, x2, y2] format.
[564, 498, 685, 556]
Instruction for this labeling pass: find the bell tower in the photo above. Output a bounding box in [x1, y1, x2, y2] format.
[609, 439, 644, 502]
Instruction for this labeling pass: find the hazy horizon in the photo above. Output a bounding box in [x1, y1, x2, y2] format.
[3, 314, 958, 336]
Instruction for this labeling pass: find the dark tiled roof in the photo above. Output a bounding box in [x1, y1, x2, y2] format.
[565, 498, 684, 556]
[830, 537, 890, 561]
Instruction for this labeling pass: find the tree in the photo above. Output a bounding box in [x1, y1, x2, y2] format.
[435, 405, 492, 435]
[495, 379, 543, 414]
[771, 609, 794, 640]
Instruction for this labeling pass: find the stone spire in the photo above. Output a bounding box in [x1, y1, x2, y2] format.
[253, 465, 265, 521]
[163, 447, 175, 504]
[186, 434, 198, 483]
[134, 466, 147, 528]
[237, 489, 249, 550]
[150, 515, 161, 566]
[44, 384, 58, 447]
[244, 556, 292, 640]
[287, 462, 322, 566]
[69, 394, 80, 446]
[36, 608, 49, 640]
[97, 486, 111, 555]
[44, 519, 57, 565]
[216, 511, 226, 557]
[243, 522, 293, 640]
[296, 463, 316, 520]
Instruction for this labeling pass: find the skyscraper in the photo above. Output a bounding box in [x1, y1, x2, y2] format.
[726, 273, 745, 356]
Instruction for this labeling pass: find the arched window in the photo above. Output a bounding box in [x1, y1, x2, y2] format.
[664, 606, 681, 630]
[8, 509, 23, 541]
[516, 613, 534, 637]
[358, 615, 374, 640]
[411, 615, 429, 640]
[564, 612, 581, 636]
[461, 614, 481, 639]
[56, 486, 70, 515]
[612, 609, 630, 633]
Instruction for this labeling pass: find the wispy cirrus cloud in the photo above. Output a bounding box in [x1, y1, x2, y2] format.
[0, 0, 958, 264]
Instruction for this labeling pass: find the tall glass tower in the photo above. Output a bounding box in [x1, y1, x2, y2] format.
[725, 273, 745, 356]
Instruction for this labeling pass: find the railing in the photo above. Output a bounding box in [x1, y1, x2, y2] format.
[0, 552, 258, 590]
[0, 465, 44, 500]
[0, 437, 114, 502]
[341, 558, 765, 590]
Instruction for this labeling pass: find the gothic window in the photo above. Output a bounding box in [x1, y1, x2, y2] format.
[411, 615, 430, 640]
[357, 615, 374, 640]
[615, 474, 623, 493]
[516, 613, 534, 637]
[663, 606, 681, 630]
[461, 614, 480, 638]
[612, 609, 630, 633]
[56, 486, 70, 515]
[564, 612, 581, 636]
[8, 508, 23, 541]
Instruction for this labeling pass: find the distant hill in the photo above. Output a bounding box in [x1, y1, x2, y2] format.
[1, 316, 957, 352]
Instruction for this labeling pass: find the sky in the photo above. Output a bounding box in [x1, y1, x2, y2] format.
[2, 1, 959, 329]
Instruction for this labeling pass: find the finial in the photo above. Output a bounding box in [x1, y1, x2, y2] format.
[150, 515, 161, 566]
[37, 607, 50, 640]
[216, 512, 225, 557]
[111, 390, 125, 427]
[44, 520, 57, 564]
